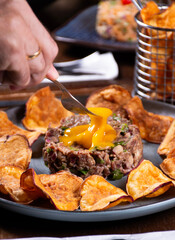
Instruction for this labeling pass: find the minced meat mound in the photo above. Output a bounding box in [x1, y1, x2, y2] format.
[43, 114, 143, 179]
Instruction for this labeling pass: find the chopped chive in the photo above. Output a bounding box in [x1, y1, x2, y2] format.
[112, 113, 121, 121]
[79, 169, 89, 175]
[95, 158, 105, 164]
[111, 169, 123, 180]
[120, 123, 128, 134]
[114, 141, 126, 146]
[46, 148, 53, 154]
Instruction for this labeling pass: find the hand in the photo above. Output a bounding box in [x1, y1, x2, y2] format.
[0, 0, 59, 90]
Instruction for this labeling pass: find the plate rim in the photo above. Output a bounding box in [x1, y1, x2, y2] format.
[1, 195, 175, 222]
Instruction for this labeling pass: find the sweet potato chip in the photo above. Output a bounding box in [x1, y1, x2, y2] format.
[141, 2, 175, 38]
[140, 1, 160, 23]
[160, 157, 175, 180]
[123, 96, 173, 143]
[126, 160, 173, 200]
[21, 169, 83, 211]
[158, 120, 175, 156]
[80, 175, 133, 211]
[0, 166, 39, 203]
[0, 111, 40, 146]
[0, 135, 32, 169]
[22, 86, 73, 134]
[86, 85, 131, 114]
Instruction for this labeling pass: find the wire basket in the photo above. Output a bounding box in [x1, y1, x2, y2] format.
[133, 8, 175, 104]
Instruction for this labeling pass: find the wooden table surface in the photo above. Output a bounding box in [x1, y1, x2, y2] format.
[0, 40, 175, 239]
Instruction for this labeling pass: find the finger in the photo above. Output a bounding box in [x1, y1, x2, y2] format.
[46, 65, 59, 80]
[23, 28, 47, 85]
[4, 49, 31, 88]
[27, 50, 46, 84]
[14, 1, 59, 72]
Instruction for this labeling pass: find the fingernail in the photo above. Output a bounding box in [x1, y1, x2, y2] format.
[46, 65, 59, 80]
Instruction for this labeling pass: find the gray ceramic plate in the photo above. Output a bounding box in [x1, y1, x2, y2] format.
[0, 99, 175, 222]
[53, 6, 136, 52]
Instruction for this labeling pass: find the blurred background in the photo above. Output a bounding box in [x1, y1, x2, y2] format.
[27, 0, 99, 31]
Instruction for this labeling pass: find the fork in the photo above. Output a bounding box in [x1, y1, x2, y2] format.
[49, 78, 97, 116]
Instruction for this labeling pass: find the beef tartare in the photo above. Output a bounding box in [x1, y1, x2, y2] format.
[43, 113, 143, 179]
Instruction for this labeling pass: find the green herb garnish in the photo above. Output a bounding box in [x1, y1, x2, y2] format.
[91, 146, 106, 151]
[120, 123, 128, 134]
[46, 148, 53, 154]
[113, 141, 126, 146]
[69, 146, 79, 151]
[79, 169, 89, 175]
[60, 126, 69, 136]
[61, 126, 69, 131]
[61, 165, 66, 170]
[95, 158, 105, 164]
[112, 113, 121, 122]
[111, 169, 123, 180]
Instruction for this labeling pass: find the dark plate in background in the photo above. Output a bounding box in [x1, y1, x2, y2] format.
[53, 6, 136, 52]
[0, 99, 175, 222]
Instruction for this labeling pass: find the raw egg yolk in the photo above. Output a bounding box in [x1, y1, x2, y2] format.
[59, 107, 117, 149]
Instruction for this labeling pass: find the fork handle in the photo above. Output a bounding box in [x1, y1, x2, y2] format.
[49, 79, 68, 95]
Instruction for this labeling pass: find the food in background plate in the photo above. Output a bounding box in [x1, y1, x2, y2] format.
[0, 135, 32, 169]
[86, 84, 132, 116]
[22, 86, 73, 134]
[44, 107, 143, 179]
[126, 160, 173, 200]
[0, 111, 40, 146]
[96, 0, 137, 42]
[21, 169, 83, 211]
[0, 166, 40, 204]
[123, 96, 173, 143]
[80, 175, 133, 211]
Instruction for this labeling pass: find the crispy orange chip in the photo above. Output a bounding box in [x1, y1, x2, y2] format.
[0, 166, 39, 203]
[126, 160, 173, 200]
[80, 175, 133, 211]
[139, 2, 175, 101]
[86, 85, 131, 114]
[158, 120, 175, 156]
[0, 111, 40, 146]
[21, 169, 83, 211]
[124, 96, 173, 143]
[0, 135, 32, 169]
[140, 1, 160, 23]
[22, 87, 73, 134]
[141, 2, 175, 36]
[160, 157, 175, 180]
